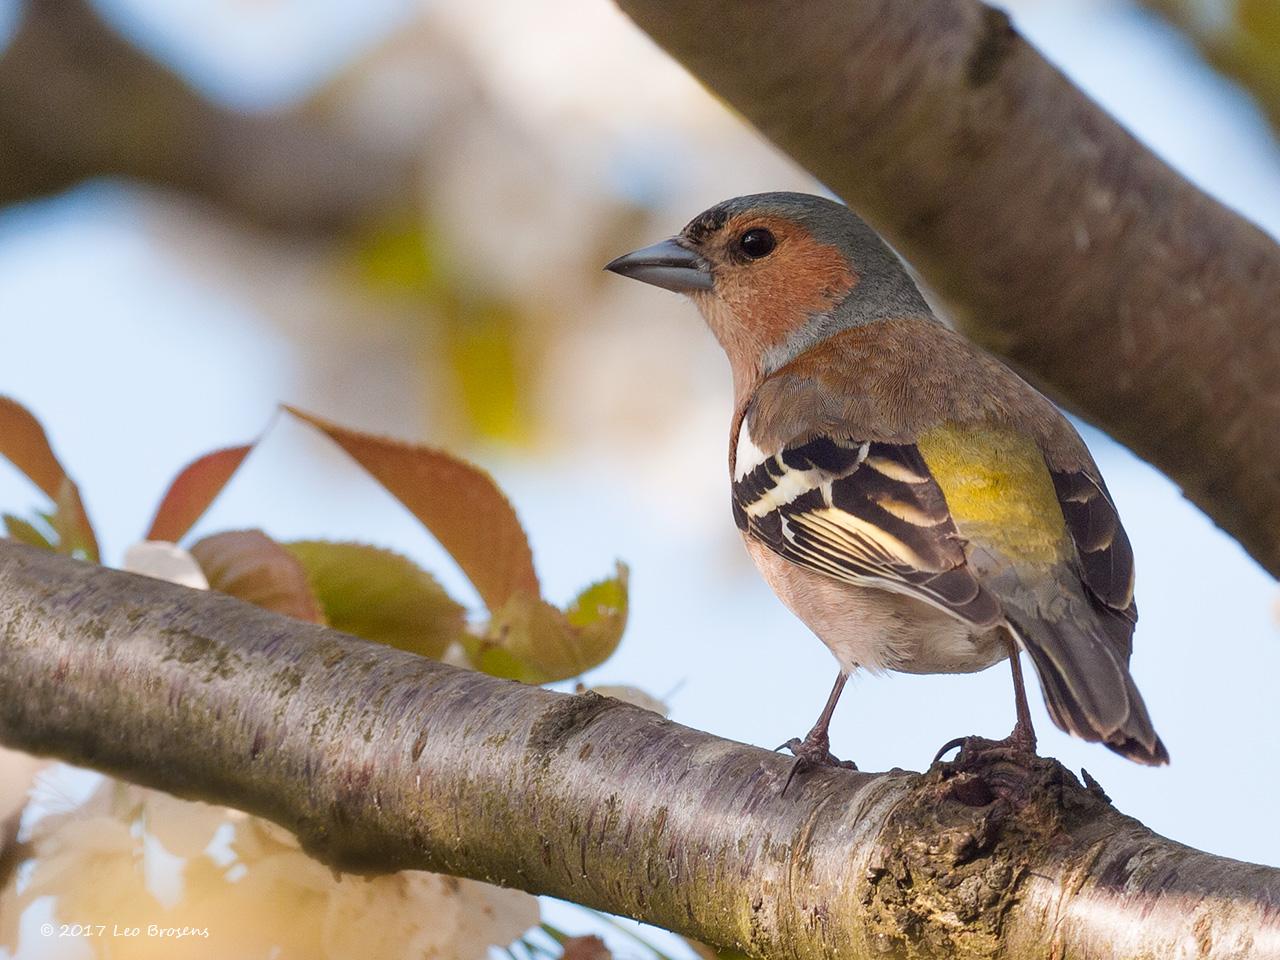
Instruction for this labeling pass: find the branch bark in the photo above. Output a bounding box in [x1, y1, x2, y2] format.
[1, 540, 1278, 959]
[613, 0, 1280, 579]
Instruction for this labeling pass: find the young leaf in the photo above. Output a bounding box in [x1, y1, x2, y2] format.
[468, 564, 629, 683]
[285, 540, 467, 659]
[146, 445, 253, 543]
[190, 530, 324, 624]
[284, 407, 539, 612]
[0, 396, 98, 561]
[3, 514, 55, 551]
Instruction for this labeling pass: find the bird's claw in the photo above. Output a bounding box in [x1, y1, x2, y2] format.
[932, 725, 1039, 768]
[777, 735, 857, 795]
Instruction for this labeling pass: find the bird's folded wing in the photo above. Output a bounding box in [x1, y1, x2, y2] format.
[733, 435, 1001, 626]
[1047, 467, 1137, 623]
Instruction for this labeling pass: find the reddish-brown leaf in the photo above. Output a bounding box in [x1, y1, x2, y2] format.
[285, 406, 539, 612]
[561, 937, 612, 960]
[146, 445, 252, 543]
[190, 530, 324, 624]
[0, 396, 98, 561]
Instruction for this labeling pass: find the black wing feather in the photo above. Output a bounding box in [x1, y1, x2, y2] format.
[1049, 468, 1137, 623]
[734, 437, 1001, 627]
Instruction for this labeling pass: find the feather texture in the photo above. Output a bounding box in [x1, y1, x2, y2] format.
[733, 432, 1002, 627]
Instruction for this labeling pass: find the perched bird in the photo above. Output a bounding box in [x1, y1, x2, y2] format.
[605, 192, 1167, 776]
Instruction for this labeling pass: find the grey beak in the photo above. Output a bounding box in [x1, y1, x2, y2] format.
[604, 238, 713, 293]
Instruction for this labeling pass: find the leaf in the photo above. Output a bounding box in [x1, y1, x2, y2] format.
[3, 514, 55, 551]
[444, 297, 529, 444]
[467, 564, 629, 683]
[560, 937, 611, 960]
[352, 215, 444, 295]
[146, 445, 253, 543]
[285, 540, 467, 659]
[284, 406, 539, 612]
[0, 396, 98, 561]
[190, 530, 324, 624]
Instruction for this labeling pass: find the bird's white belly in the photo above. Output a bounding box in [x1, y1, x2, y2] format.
[743, 538, 1008, 675]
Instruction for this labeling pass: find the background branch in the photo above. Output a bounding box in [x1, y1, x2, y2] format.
[1, 540, 1278, 958]
[0, 0, 417, 232]
[614, 0, 1280, 579]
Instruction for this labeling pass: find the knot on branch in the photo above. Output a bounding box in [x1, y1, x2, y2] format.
[862, 744, 1111, 958]
[966, 7, 1019, 88]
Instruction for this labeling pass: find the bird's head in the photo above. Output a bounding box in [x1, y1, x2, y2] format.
[606, 192, 929, 400]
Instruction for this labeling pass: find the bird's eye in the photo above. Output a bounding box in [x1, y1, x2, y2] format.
[737, 228, 776, 260]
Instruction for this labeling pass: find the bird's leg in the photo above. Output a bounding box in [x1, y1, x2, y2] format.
[778, 671, 857, 793]
[934, 636, 1039, 764]
[1005, 636, 1037, 753]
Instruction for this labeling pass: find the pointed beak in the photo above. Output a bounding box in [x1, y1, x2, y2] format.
[604, 238, 713, 293]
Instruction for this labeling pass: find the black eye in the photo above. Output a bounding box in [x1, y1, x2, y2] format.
[737, 228, 776, 260]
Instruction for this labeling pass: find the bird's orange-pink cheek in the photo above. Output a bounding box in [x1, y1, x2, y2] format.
[729, 237, 859, 350]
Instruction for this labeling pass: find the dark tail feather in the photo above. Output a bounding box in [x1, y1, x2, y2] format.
[1008, 612, 1168, 766]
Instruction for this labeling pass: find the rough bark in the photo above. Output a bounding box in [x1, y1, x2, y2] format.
[614, 0, 1280, 580]
[1, 540, 1277, 959]
[0, 0, 416, 232]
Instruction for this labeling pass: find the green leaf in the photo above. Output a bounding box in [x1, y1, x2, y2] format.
[285, 540, 467, 659]
[190, 530, 324, 624]
[3, 513, 55, 551]
[466, 564, 629, 683]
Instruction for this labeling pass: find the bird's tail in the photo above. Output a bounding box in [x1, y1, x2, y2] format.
[1006, 610, 1168, 766]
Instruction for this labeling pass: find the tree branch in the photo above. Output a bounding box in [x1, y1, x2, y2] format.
[0, 0, 417, 231]
[613, 0, 1280, 579]
[1, 540, 1277, 958]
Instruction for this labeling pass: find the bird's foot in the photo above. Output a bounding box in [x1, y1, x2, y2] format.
[776, 732, 857, 795]
[933, 719, 1037, 766]
[931, 723, 1046, 805]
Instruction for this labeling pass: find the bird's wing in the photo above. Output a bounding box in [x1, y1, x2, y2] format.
[1047, 467, 1137, 623]
[732, 433, 1002, 627]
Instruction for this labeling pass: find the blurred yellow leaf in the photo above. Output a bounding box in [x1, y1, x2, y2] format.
[1146, 0, 1280, 130]
[442, 297, 528, 445]
[0, 396, 98, 561]
[352, 215, 444, 296]
[191, 530, 324, 624]
[285, 406, 540, 612]
[147, 445, 253, 543]
[285, 540, 466, 659]
[1240, 0, 1280, 47]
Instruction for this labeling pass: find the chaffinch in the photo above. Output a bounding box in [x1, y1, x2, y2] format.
[606, 192, 1167, 776]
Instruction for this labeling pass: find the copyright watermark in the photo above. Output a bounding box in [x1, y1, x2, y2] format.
[40, 923, 210, 940]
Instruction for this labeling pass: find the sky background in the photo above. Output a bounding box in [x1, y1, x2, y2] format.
[1, 0, 1278, 954]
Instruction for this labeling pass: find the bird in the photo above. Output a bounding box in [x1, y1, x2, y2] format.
[605, 192, 1167, 779]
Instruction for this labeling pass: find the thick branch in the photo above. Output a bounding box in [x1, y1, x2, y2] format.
[1, 541, 1278, 958]
[614, 0, 1280, 578]
[0, 0, 416, 231]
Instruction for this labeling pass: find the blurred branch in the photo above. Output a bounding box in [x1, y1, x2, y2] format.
[2, 540, 1279, 959]
[0, 0, 417, 231]
[615, 0, 1280, 579]
[1143, 0, 1280, 132]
